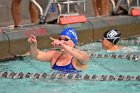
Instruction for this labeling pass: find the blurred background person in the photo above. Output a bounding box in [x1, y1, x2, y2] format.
[11, 0, 39, 27]
[92, 0, 110, 16]
[92, 0, 100, 16]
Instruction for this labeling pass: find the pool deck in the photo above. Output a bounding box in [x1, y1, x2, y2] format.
[0, 15, 140, 59]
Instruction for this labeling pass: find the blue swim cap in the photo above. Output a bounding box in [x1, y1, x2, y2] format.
[61, 28, 78, 44]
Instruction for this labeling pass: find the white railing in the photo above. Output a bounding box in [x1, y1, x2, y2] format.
[30, 0, 86, 24]
[110, 0, 140, 15]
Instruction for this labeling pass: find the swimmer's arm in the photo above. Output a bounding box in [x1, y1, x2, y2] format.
[30, 45, 55, 62]
[28, 35, 55, 62]
[49, 37, 89, 64]
[61, 44, 89, 65]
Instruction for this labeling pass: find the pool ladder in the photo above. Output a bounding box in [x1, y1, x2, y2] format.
[110, 0, 140, 15]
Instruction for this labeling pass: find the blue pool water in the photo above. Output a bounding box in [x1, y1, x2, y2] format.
[0, 39, 140, 93]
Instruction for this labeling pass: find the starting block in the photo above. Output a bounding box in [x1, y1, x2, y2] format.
[129, 7, 140, 16]
[59, 15, 87, 25]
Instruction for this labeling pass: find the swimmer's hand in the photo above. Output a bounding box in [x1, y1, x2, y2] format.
[49, 37, 64, 48]
[49, 37, 57, 41]
[28, 35, 37, 45]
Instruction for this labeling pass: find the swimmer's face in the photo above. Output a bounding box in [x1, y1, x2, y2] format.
[59, 35, 75, 47]
[101, 37, 112, 48]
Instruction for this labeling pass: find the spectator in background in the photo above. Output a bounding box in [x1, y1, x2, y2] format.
[100, 0, 110, 16]
[101, 29, 123, 51]
[11, 0, 39, 27]
[92, 0, 110, 16]
[92, 0, 100, 16]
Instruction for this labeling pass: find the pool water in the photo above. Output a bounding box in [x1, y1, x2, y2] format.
[0, 39, 140, 93]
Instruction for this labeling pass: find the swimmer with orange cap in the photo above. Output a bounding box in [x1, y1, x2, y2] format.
[101, 29, 123, 51]
[28, 28, 89, 73]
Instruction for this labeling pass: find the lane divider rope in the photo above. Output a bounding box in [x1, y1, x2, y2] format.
[90, 53, 140, 61]
[120, 40, 140, 45]
[0, 72, 139, 81]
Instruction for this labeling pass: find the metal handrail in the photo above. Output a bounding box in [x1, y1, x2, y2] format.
[30, 0, 43, 17]
[110, 0, 140, 15]
[110, 0, 131, 14]
[30, 0, 54, 24]
[136, 0, 139, 6]
[30, 0, 86, 24]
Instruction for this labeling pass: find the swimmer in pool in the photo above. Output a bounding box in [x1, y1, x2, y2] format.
[28, 28, 89, 73]
[101, 29, 122, 51]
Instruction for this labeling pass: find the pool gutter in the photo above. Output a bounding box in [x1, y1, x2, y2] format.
[0, 15, 140, 59]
